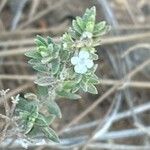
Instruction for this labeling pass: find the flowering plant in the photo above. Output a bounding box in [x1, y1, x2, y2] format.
[14, 6, 109, 142]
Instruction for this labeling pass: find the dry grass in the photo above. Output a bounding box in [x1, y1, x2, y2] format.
[0, 0, 150, 149]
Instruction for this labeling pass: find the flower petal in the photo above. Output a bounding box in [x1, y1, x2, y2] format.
[86, 59, 94, 68]
[74, 65, 87, 74]
[71, 56, 79, 65]
[79, 50, 89, 59]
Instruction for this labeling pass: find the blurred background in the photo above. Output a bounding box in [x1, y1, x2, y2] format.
[0, 0, 150, 149]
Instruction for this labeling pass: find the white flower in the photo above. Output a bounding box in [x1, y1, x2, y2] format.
[71, 50, 94, 74]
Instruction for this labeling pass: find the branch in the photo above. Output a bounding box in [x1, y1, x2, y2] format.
[63, 102, 150, 133]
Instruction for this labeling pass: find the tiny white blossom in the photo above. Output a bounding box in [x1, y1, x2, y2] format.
[63, 43, 67, 49]
[71, 50, 94, 74]
[81, 31, 93, 40]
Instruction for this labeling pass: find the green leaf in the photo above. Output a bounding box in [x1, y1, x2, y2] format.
[33, 64, 48, 73]
[80, 80, 88, 92]
[88, 74, 100, 84]
[42, 127, 59, 143]
[34, 76, 54, 86]
[17, 97, 38, 112]
[51, 58, 60, 75]
[35, 39, 45, 47]
[72, 86, 80, 93]
[57, 91, 81, 100]
[27, 126, 43, 138]
[25, 50, 41, 59]
[91, 53, 98, 60]
[36, 35, 48, 47]
[83, 6, 96, 32]
[47, 36, 53, 45]
[40, 51, 49, 57]
[72, 20, 82, 35]
[74, 74, 82, 83]
[37, 86, 49, 99]
[37, 45, 47, 51]
[24, 110, 38, 134]
[76, 16, 85, 30]
[35, 113, 55, 127]
[47, 101, 62, 118]
[28, 59, 40, 65]
[41, 56, 52, 64]
[60, 50, 69, 62]
[52, 44, 60, 58]
[48, 43, 54, 54]
[24, 93, 37, 101]
[93, 21, 106, 33]
[93, 23, 110, 37]
[87, 83, 98, 94]
[68, 27, 80, 39]
[63, 81, 77, 90]
[62, 33, 73, 43]
[18, 101, 39, 134]
[86, 21, 95, 33]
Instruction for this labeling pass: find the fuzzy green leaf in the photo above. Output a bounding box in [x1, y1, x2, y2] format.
[60, 50, 69, 62]
[76, 16, 85, 30]
[62, 81, 77, 90]
[25, 50, 41, 59]
[36, 35, 48, 47]
[27, 126, 43, 138]
[34, 76, 54, 86]
[88, 74, 100, 84]
[24, 110, 38, 134]
[93, 21, 106, 33]
[33, 64, 48, 73]
[93, 23, 110, 37]
[19, 103, 39, 134]
[87, 83, 98, 94]
[72, 20, 82, 35]
[80, 80, 88, 92]
[37, 86, 49, 99]
[86, 22, 95, 33]
[62, 33, 73, 44]
[51, 58, 60, 75]
[17, 97, 38, 112]
[24, 93, 37, 101]
[48, 43, 54, 54]
[35, 113, 55, 127]
[52, 45, 60, 58]
[28, 59, 40, 65]
[41, 56, 52, 64]
[47, 101, 62, 118]
[47, 36, 53, 45]
[57, 91, 81, 100]
[42, 127, 59, 143]
[91, 53, 98, 60]
[72, 86, 80, 93]
[68, 27, 80, 39]
[83, 6, 96, 32]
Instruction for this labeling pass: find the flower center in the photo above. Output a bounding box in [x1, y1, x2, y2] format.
[79, 58, 86, 65]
